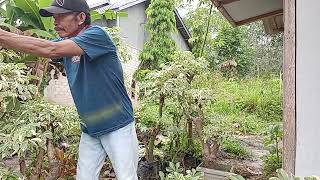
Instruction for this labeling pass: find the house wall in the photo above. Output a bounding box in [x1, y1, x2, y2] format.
[295, 0, 320, 176]
[118, 3, 148, 50]
[44, 72, 74, 106]
[172, 32, 190, 51]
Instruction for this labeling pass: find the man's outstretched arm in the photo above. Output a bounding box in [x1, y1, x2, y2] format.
[0, 29, 84, 59]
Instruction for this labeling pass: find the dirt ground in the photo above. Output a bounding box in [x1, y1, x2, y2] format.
[216, 135, 269, 180]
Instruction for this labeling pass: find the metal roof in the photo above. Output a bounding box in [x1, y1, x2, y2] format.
[88, 0, 110, 9]
[211, 0, 283, 34]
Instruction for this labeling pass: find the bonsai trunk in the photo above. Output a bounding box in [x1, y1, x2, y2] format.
[203, 139, 220, 166]
[19, 157, 26, 175]
[145, 124, 160, 162]
[187, 119, 193, 148]
[26, 60, 49, 96]
[145, 94, 164, 162]
[46, 139, 60, 180]
[186, 75, 195, 148]
[192, 103, 220, 166]
[30, 148, 45, 180]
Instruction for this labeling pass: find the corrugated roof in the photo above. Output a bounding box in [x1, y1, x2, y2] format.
[93, 0, 146, 12]
[88, 0, 110, 9]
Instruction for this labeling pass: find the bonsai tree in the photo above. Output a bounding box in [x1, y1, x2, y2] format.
[163, 51, 225, 164]
[0, 98, 80, 179]
[137, 65, 176, 163]
[139, 51, 225, 167]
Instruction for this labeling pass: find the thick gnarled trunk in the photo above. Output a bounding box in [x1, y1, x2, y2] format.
[19, 157, 26, 175]
[30, 148, 45, 180]
[46, 139, 60, 180]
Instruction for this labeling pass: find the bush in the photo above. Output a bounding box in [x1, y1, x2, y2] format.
[0, 163, 23, 180]
[222, 137, 252, 158]
[159, 162, 203, 180]
[263, 153, 282, 177]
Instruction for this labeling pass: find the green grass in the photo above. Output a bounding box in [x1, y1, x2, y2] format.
[207, 75, 282, 135]
[222, 137, 252, 158]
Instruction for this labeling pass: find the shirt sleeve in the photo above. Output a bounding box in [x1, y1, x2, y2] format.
[70, 26, 116, 61]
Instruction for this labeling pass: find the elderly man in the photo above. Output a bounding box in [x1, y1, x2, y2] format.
[0, 0, 139, 179]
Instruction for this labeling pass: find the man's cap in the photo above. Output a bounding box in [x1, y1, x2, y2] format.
[39, 0, 90, 17]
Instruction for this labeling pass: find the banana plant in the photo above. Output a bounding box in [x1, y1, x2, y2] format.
[1, 0, 55, 33]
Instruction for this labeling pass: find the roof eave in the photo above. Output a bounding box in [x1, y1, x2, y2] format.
[174, 9, 192, 50]
[210, 0, 283, 29]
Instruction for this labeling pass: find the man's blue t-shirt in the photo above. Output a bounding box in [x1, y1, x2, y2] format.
[62, 25, 134, 137]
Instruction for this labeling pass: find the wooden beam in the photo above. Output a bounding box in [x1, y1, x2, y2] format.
[236, 9, 283, 26]
[220, 0, 240, 5]
[283, 0, 296, 175]
[211, 0, 237, 27]
[271, 16, 278, 29]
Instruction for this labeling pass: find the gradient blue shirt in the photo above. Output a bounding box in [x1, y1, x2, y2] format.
[62, 25, 134, 137]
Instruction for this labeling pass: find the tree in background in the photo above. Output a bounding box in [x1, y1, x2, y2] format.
[138, 0, 177, 72]
[247, 22, 283, 76]
[184, 0, 282, 77]
[212, 24, 254, 75]
[185, 6, 214, 58]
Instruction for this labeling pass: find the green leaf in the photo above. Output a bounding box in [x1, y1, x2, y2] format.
[10, 6, 42, 29]
[0, 22, 21, 33]
[117, 11, 128, 17]
[277, 169, 290, 180]
[38, 0, 52, 8]
[104, 9, 117, 20]
[269, 178, 280, 180]
[90, 10, 102, 22]
[25, 29, 54, 38]
[0, 8, 6, 17]
[159, 171, 165, 180]
[13, 0, 44, 29]
[305, 176, 320, 180]
[39, 0, 55, 31]
[5, 1, 18, 25]
[19, 54, 38, 62]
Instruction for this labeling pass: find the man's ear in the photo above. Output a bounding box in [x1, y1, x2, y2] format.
[78, 12, 86, 26]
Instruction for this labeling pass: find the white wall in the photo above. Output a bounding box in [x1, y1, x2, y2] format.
[118, 3, 147, 50]
[172, 32, 190, 51]
[296, 0, 320, 176]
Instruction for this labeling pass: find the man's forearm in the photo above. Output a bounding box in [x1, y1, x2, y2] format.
[0, 29, 56, 58]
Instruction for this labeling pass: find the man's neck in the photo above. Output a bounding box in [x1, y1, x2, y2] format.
[66, 25, 90, 39]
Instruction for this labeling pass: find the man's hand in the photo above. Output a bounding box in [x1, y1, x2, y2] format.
[0, 28, 84, 59]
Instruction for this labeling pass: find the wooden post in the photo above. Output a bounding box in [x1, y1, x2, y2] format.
[283, 0, 296, 175]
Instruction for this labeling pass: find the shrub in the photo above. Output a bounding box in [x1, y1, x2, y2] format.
[222, 137, 252, 158]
